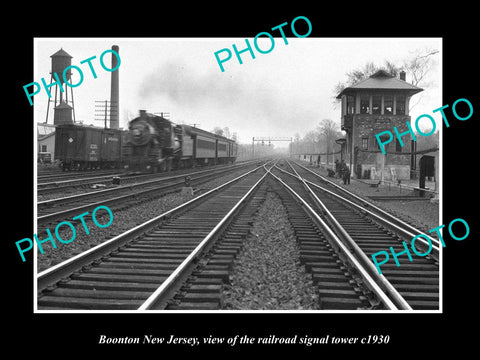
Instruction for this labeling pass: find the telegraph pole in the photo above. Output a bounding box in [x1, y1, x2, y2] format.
[95, 100, 117, 128]
[153, 112, 170, 119]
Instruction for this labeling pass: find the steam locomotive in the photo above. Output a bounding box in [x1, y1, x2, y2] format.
[124, 110, 237, 173]
[54, 110, 237, 172]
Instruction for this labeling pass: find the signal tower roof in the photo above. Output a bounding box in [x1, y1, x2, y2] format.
[336, 69, 423, 98]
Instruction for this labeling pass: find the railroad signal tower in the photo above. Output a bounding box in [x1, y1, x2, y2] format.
[336, 70, 423, 180]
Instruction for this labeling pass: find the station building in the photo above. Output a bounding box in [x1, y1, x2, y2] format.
[38, 123, 56, 163]
[336, 70, 423, 180]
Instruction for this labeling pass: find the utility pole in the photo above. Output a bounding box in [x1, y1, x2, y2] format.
[154, 112, 170, 119]
[95, 100, 117, 128]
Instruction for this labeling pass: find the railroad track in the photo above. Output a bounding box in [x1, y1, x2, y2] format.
[37, 169, 120, 183]
[37, 163, 393, 311]
[37, 165, 269, 310]
[272, 160, 440, 310]
[267, 177, 373, 309]
[286, 161, 440, 254]
[37, 160, 439, 311]
[37, 162, 256, 226]
[37, 162, 257, 196]
[38, 173, 125, 195]
[169, 174, 377, 310]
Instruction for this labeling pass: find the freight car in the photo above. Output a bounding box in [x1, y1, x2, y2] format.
[124, 110, 237, 173]
[55, 124, 126, 171]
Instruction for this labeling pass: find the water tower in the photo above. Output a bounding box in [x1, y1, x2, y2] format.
[45, 48, 76, 125]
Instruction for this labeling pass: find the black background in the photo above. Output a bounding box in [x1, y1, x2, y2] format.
[7, 4, 477, 356]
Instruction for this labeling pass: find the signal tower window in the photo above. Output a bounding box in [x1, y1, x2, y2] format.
[360, 94, 370, 114]
[347, 95, 355, 114]
[396, 94, 406, 115]
[372, 95, 382, 114]
[384, 95, 393, 114]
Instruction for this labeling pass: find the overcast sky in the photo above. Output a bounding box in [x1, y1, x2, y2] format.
[34, 37, 442, 146]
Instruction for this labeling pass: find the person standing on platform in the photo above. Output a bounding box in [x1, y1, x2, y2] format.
[342, 163, 350, 185]
[339, 160, 346, 180]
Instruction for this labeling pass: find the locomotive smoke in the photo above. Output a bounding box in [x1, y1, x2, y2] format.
[137, 60, 319, 135]
[138, 61, 244, 107]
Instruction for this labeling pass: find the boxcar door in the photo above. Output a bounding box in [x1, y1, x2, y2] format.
[101, 131, 121, 162]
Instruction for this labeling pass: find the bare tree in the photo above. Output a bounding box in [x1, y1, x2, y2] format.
[404, 48, 439, 87]
[223, 127, 231, 139]
[212, 126, 224, 136]
[332, 49, 439, 106]
[403, 47, 439, 110]
[332, 61, 400, 103]
[318, 119, 342, 163]
[303, 130, 318, 153]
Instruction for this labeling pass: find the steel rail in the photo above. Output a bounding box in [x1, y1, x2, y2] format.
[266, 167, 404, 310]
[285, 162, 437, 243]
[138, 167, 270, 310]
[37, 170, 120, 182]
[38, 161, 258, 191]
[37, 162, 257, 224]
[283, 162, 413, 309]
[38, 173, 123, 188]
[37, 164, 266, 292]
[289, 161, 440, 257]
[38, 162, 254, 207]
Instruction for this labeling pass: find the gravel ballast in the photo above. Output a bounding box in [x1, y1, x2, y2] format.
[223, 189, 319, 310]
[36, 167, 255, 272]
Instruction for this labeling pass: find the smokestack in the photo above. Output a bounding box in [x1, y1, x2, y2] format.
[399, 70, 406, 81]
[110, 45, 119, 129]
